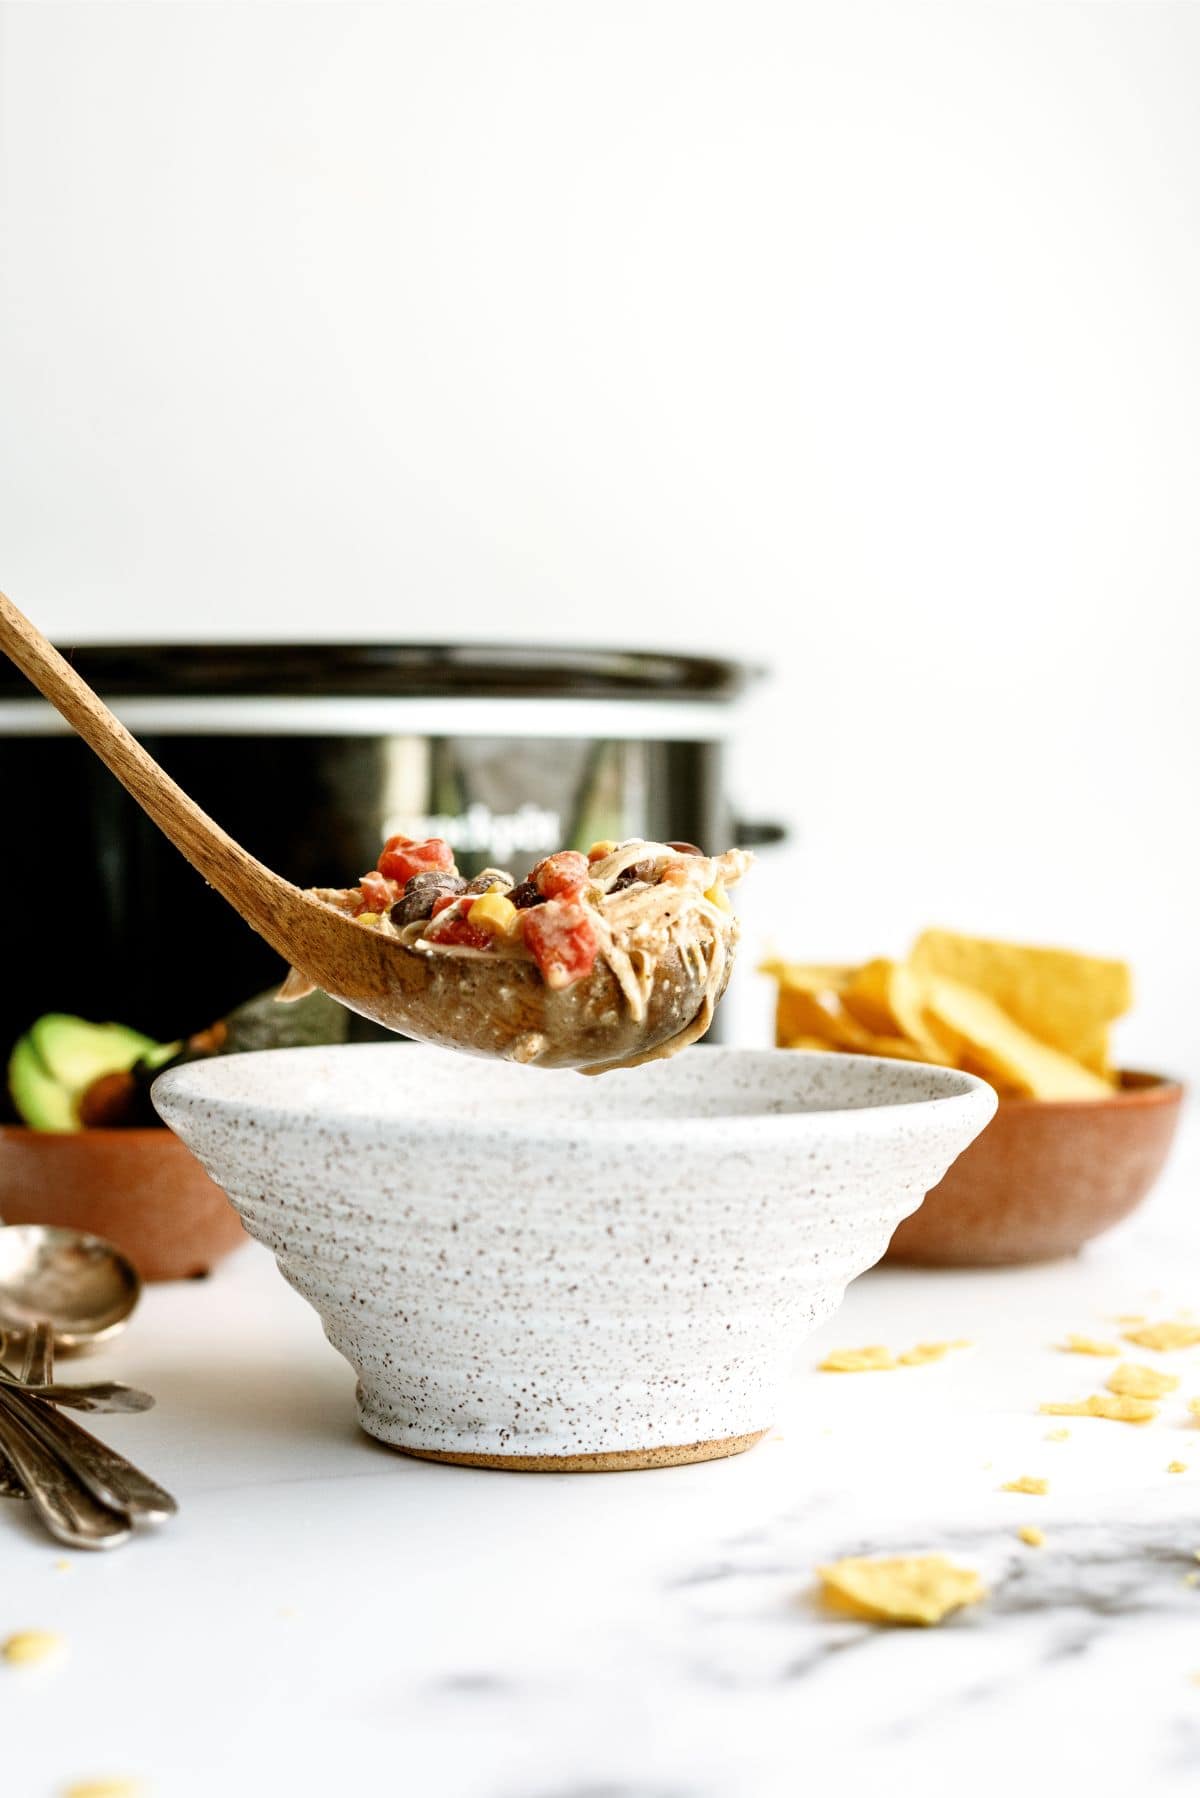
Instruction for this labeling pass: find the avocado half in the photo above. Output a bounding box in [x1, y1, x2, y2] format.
[7, 1013, 174, 1132]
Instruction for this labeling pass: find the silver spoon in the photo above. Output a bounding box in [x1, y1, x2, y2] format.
[0, 1224, 141, 1348]
[0, 1384, 177, 1522]
[0, 1397, 132, 1548]
[0, 1348, 155, 1414]
[0, 1225, 143, 1502]
[0, 1237, 152, 1410]
[0, 1225, 177, 1527]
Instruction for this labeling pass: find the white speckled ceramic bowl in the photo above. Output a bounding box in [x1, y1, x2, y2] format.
[153, 1045, 995, 1472]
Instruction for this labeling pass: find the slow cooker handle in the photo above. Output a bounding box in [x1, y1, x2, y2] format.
[731, 817, 789, 849]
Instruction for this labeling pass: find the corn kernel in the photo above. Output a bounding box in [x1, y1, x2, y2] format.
[356, 912, 383, 927]
[470, 893, 518, 935]
[587, 840, 618, 862]
[484, 881, 509, 896]
[704, 881, 732, 912]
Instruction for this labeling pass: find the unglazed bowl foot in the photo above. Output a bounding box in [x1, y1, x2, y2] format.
[393, 1430, 770, 1473]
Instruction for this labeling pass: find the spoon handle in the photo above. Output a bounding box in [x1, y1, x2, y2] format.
[0, 1364, 155, 1414]
[0, 1446, 24, 1498]
[21, 1320, 54, 1385]
[0, 588, 296, 954]
[0, 1392, 131, 1549]
[0, 1386, 177, 1523]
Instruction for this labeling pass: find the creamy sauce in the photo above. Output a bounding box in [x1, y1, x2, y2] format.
[287, 841, 750, 1070]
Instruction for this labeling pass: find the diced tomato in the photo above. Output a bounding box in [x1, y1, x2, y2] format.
[425, 897, 494, 951]
[530, 850, 589, 900]
[659, 860, 689, 887]
[377, 836, 456, 884]
[520, 899, 599, 989]
[356, 870, 401, 915]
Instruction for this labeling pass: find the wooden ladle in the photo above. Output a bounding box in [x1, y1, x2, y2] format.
[0, 591, 737, 1071]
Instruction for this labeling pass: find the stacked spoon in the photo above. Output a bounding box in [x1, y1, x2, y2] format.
[0, 1225, 177, 1548]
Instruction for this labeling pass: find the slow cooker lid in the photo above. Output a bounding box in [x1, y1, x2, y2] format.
[0, 643, 759, 702]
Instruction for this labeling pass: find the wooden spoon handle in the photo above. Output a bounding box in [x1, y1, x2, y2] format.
[0, 588, 294, 943]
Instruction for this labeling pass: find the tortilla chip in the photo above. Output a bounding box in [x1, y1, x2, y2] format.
[897, 1340, 973, 1365]
[840, 959, 957, 1061]
[841, 1031, 959, 1066]
[921, 974, 1113, 1100]
[1107, 1363, 1179, 1401]
[818, 1345, 897, 1373]
[2, 1629, 65, 1665]
[910, 930, 1131, 1075]
[1124, 1322, 1200, 1352]
[776, 984, 947, 1064]
[760, 959, 857, 993]
[1040, 1394, 1158, 1424]
[817, 1554, 986, 1626]
[775, 985, 861, 1049]
[1059, 1334, 1121, 1357]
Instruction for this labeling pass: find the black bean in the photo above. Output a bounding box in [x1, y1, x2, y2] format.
[391, 872, 466, 927]
[508, 880, 547, 909]
[666, 840, 703, 856]
[610, 860, 654, 893]
[465, 868, 515, 895]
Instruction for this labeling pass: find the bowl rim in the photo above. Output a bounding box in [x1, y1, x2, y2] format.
[151, 1043, 998, 1144]
[0, 1122, 192, 1145]
[994, 1068, 1185, 1113]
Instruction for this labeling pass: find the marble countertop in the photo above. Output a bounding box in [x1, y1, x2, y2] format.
[4, 1110, 1199, 1798]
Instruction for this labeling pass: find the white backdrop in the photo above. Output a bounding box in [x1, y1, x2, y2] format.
[2, 2, 1197, 1079]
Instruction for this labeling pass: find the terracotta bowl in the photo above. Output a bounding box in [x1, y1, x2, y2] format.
[885, 1070, 1184, 1266]
[0, 1125, 247, 1282]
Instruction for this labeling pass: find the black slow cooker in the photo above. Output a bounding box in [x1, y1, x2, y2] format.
[0, 644, 779, 1075]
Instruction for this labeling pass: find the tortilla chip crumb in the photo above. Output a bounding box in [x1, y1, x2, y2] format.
[1059, 1334, 1120, 1357]
[1114, 1314, 1146, 1325]
[1169, 1462, 1188, 1474]
[897, 1340, 974, 1366]
[817, 1554, 986, 1626]
[1002, 1475, 1049, 1496]
[1045, 1428, 1071, 1442]
[62, 1783, 144, 1798]
[1018, 1526, 1045, 1547]
[2, 1630, 64, 1666]
[53, 1560, 71, 1574]
[1185, 1572, 1200, 1588]
[1040, 1394, 1158, 1425]
[1123, 1322, 1200, 1353]
[1188, 1399, 1200, 1419]
[818, 1345, 897, 1373]
[1107, 1363, 1180, 1401]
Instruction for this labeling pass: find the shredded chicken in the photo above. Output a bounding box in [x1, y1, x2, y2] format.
[282, 840, 750, 1069]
